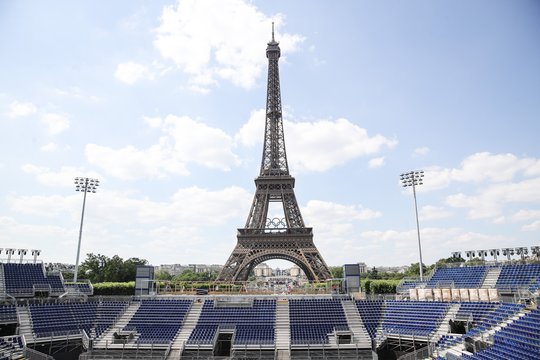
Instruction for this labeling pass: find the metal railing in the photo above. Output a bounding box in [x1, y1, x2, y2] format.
[25, 348, 55, 360]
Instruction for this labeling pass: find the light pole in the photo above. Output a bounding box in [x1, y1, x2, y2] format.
[74, 177, 99, 283]
[400, 170, 425, 281]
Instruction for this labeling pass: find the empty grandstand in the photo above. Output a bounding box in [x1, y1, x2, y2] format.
[1, 258, 540, 359]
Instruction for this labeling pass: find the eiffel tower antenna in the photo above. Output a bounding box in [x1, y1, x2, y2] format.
[217, 26, 331, 282]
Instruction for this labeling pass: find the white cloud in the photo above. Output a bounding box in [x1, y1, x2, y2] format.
[510, 209, 540, 222]
[153, 0, 304, 90]
[40, 142, 58, 152]
[143, 116, 162, 128]
[303, 200, 382, 225]
[414, 146, 430, 156]
[21, 164, 102, 187]
[424, 152, 540, 192]
[114, 62, 154, 85]
[0, 216, 75, 250]
[286, 118, 397, 172]
[53, 86, 101, 102]
[235, 111, 397, 172]
[235, 109, 265, 147]
[86, 114, 241, 180]
[8, 101, 37, 118]
[522, 220, 540, 231]
[368, 157, 385, 168]
[354, 227, 510, 266]
[86, 143, 189, 180]
[6, 185, 253, 264]
[445, 177, 540, 219]
[41, 113, 70, 135]
[419, 205, 452, 221]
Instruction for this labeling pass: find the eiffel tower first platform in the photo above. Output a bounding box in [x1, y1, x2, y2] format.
[217, 27, 331, 282]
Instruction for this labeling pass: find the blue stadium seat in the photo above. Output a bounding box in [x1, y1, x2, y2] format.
[289, 299, 348, 345]
[187, 299, 276, 346]
[125, 299, 192, 344]
[427, 266, 489, 288]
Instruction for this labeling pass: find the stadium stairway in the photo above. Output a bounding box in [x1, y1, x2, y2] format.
[431, 303, 460, 342]
[171, 299, 203, 350]
[93, 301, 141, 349]
[481, 266, 501, 288]
[275, 299, 290, 359]
[341, 300, 372, 348]
[16, 307, 35, 343]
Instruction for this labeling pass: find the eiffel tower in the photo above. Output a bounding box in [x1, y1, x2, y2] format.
[217, 26, 331, 282]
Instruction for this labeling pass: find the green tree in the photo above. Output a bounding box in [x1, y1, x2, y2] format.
[435, 256, 465, 268]
[79, 253, 109, 283]
[405, 262, 428, 278]
[330, 266, 343, 279]
[367, 267, 380, 279]
[155, 270, 173, 281]
[78, 253, 148, 283]
[121, 257, 148, 282]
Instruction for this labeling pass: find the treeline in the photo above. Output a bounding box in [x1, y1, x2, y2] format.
[63, 253, 148, 283]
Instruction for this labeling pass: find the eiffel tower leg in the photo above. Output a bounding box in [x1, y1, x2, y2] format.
[216, 245, 248, 282]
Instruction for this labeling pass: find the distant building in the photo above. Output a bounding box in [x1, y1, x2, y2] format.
[376, 265, 408, 274]
[254, 263, 305, 278]
[358, 262, 367, 274]
[155, 264, 223, 276]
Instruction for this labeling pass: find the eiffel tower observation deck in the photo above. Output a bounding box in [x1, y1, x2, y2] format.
[217, 25, 331, 282]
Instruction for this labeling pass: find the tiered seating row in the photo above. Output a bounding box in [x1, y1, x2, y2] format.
[289, 299, 348, 345]
[187, 300, 276, 346]
[455, 302, 500, 324]
[381, 300, 449, 338]
[3, 263, 66, 296]
[496, 264, 540, 291]
[126, 299, 192, 344]
[427, 266, 489, 289]
[463, 308, 540, 360]
[0, 335, 24, 360]
[29, 301, 128, 338]
[355, 300, 384, 339]
[0, 306, 17, 323]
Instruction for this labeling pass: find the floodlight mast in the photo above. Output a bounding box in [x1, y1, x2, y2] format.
[400, 170, 425, 281]
[74, 177, 99, 283]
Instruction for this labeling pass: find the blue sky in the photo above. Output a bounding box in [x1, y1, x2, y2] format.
[1, 0, 539, 269]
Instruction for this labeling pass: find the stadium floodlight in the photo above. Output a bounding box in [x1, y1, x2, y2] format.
[400, 170, 425, 281]
[465, 250, 476, 259]
[17, 249, 28, 264]
[531, 246, 540, 258]
[74, 177, 100, 283]
[501, 248, 514, 261]
[477, 250, 488, 262]
[489, 249, 500, 262]
[31, 249, 41, 264]
[451, 251, 462, 259]
[5, 248, 15, 263]
[515, 247, 528, 261]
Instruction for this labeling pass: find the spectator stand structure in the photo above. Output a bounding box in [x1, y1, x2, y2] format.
[0, 335, 25, 360]
[184, 297, 277, 359]
[2, 262, 67, 298]
[402, 262, 540, 305]
[434, 303, 536, 359]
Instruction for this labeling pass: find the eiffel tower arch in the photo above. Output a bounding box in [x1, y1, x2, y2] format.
[217, 26, 331, 282]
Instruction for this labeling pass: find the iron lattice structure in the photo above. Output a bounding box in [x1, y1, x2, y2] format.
[217, 29, 331, 282]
